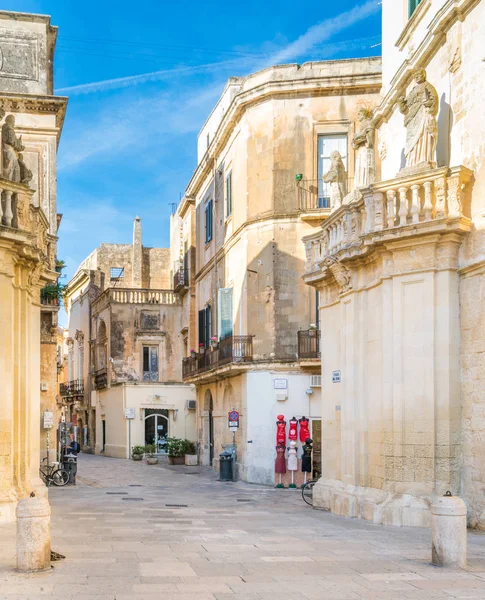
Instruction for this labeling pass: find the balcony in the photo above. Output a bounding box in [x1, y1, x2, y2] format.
[173, 267, 189, 293]
[182, 335, 254, 380]
[91, 287, 180, 315]
[298, 178, 353, 222]
[297, 330, 320, 361]
[60, 379, 84, 399]
[94, 367, 108, 390]
[303, 166, 473, 285]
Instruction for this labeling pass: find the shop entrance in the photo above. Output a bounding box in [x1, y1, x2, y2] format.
[311, 419, 322, 478]
[144, 409, 169, 453]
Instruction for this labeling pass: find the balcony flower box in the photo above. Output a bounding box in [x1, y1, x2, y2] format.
[210, 337, 219, 349]
[190, 349, 197, 359]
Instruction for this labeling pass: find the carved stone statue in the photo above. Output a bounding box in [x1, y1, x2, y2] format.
[322, 151, 346, 209]
[398, 68, 438, 170]
[2, 115, 24, 182]
[352, 107, 375, 188]
[18, 153, 33, 184]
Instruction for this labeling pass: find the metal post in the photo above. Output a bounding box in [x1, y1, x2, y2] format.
[46, 429, 50, 465]
[232, 430, 236, 482]
[128, 418, 132, 459]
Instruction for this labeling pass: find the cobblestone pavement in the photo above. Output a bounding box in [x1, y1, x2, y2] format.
[2, 454, 485, 599]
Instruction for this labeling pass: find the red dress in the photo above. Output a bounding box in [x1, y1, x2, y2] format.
[299, 417, 310, 443]
[275, 445, 286, 473]
[276, 415, 286, 445]
[288, 417, 298, 441]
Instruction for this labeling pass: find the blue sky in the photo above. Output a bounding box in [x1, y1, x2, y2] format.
[5, 0, 381, 283]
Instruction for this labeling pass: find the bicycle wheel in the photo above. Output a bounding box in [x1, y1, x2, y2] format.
[52, 469, 69, 486]
[301, 480, 316, 506]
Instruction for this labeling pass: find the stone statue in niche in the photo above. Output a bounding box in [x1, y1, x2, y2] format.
[2, 115, 24, 183]
[18, 153, 33, 184]
[352, 106, 375, 188]
[322, 150, 347, 209]
[398, 68, 438, 171]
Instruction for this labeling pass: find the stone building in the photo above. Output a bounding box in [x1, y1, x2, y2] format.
[0, 11, 66, 522]
[177, 59, 382, 484]
[63, 217, 196, 458]
[303, 0, 485, 527]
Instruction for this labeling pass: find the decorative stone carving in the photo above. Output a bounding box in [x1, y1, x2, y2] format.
[2, 114, 24, 182]
[326, 257, 352, 293]
[322, 151, 347, 209]
[398, 68, 438, 171]
[353, 107, 375, 189]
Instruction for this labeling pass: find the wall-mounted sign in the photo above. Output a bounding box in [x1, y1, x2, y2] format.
[332, 371, 341, 383]
[43, 411, 54, 429]
[124, 408, 136, 419]
[274, 378, 287, 390]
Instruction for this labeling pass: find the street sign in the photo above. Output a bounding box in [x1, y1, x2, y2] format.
[229, 426, 238, 432]
[124, 408, 136, 419]
[274, 378, 287, 389]
[332, 370, 341, 383]
[43, 411, 54, 429]
[228, 410, 239, 429]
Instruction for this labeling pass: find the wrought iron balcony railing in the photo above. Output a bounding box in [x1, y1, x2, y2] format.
[173, 267, 189, 292]
[60, 379, 84, 397]
[182, 335, 254, 379]
[297, 330, 320, 360]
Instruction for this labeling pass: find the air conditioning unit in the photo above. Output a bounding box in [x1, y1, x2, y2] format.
[310, 375, 321, 388]
[187, 400, 196, 410]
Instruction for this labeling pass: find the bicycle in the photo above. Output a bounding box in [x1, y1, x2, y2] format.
[39, 458, 69, 487]
[301, 479, 317, 506]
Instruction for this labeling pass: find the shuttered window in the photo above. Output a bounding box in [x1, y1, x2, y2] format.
[409, 0, 422, 17]
[225, 171, 232, 218]
[205, 200, 213, 243]
[198, 306, 212, 347]
[218, 288, 233, 340]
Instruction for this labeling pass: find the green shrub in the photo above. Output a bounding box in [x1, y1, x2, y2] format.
[132, 445, 145, 456]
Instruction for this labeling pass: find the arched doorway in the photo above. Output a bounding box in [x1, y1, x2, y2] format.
[204, 390, 214, 465]
[144, 409, 169, 453]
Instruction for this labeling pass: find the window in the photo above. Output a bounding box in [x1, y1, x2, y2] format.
[143, 346, 159, 382]
[218, 288, 233, 340]
[198, 306, 212, 348]
[317, 134, 348, 208]
[206, 132, 210, 149]
[205, 200, 213, 243]
[110, 267, 124, 280]
[225, 171, 232, 218]
[408, 0, 423, 17]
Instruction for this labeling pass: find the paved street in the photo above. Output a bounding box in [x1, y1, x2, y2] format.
[2, 455, 485, 599]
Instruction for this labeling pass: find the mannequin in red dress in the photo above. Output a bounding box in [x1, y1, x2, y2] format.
[288, 417, 298, 441]
[275, 443, 286, 487]
[276, 415, 286, 445]
[299, 416, 310, 443]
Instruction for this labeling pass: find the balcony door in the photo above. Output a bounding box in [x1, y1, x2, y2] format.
[317, 134, 348, 208]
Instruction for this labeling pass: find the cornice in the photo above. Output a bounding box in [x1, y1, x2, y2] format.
[0, 92, 68, 140]
[186, 64, 382, 198]
[178, 196, 195, 219]
[374, 0, 481, 126]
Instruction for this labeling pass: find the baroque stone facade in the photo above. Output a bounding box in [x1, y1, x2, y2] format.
[302, 0, 485, 528]
[0, 11, 66, 522]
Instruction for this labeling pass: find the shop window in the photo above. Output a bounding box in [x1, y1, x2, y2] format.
[143, 346, 159, 382]
[408, 0, 423, 17]
[317, 134, 348, 208]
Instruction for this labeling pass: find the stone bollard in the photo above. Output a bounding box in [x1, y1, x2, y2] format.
[431, 492, 467, 569]
[16, 496, 51, 572]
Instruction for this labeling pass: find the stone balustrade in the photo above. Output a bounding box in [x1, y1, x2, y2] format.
[91, 287, 180, 316]
[303, 166, 473, 278]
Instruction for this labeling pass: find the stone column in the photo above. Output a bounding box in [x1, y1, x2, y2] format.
[431, 494, 467, 568]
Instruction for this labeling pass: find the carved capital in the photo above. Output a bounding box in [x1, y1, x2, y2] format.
[325, 257, 352, 293]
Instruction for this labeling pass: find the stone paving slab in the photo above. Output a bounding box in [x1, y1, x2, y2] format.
[2, 454, 485, 599]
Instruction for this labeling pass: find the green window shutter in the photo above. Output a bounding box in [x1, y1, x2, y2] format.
[409, 0, 422, 18]
[218, 288, 233, 340]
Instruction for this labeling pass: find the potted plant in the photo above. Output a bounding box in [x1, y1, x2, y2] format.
[145, 444, 159, 465]
[199, 343, 206, 355]
[308, 324, 318, 336]
[132, 445, 144, 461]
[55, 259, 66, 274]
[184, 440, 197, 466]
[166, 437, 186, 465]
[40, 284, 61, 306]
[210, 336, 218, 349]
[190, 348, 197, 359]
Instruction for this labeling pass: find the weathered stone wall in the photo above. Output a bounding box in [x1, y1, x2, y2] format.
[143, 247, 170, 289]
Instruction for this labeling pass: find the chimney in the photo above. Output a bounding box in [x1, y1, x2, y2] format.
[132, 216, 142, 288]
